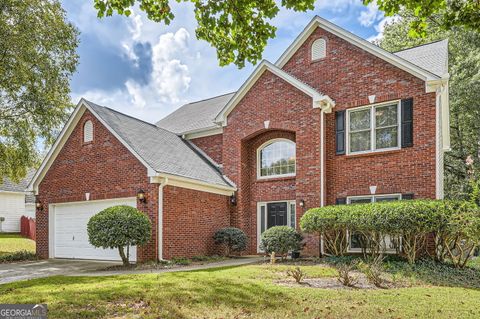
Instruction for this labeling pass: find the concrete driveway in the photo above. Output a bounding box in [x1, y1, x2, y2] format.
[0, 259, 120, 285]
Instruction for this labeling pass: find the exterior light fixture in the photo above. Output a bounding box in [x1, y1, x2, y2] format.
[35, 198, 43, 211]
[299, 199, 305, 208]
[230, 194, 237, 206]
[137, 189, 146, 203]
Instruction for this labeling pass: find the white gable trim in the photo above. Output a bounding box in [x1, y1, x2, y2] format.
[150, 173, 236, 196]
[275, 16, 440, 83]
[27, 99, 157, 195]
[214, 60, 335, 126]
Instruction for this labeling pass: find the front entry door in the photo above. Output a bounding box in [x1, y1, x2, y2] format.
[267, 202, 288, 228]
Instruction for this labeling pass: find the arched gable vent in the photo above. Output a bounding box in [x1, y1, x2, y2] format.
[83, 120, 93, 143]
[311, 38, 326, 60]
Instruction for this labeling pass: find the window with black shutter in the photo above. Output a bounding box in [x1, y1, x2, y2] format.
[335, 110, 346, 155]
[401, 98, 413, 148]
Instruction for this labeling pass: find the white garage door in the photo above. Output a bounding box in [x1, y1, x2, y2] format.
[52, 198, 137, 261]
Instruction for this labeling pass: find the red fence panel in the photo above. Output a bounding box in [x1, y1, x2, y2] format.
[20, 216, 36, 241]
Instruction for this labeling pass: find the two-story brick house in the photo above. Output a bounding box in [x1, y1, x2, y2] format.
[28, 16, 450, 261]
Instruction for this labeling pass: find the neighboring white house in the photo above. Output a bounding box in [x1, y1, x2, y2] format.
[0, 169, 36, 233]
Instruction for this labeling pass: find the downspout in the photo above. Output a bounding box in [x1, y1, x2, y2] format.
[320, 108, 326, 256]
[158, 178, 167, 261]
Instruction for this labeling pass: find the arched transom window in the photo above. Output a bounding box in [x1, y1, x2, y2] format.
[83, 120, 93, 143]
[257, 139, 296, 178]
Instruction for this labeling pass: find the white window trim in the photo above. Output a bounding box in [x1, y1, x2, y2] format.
[346, 193, 402, 253]
[257, 200, 296, 252]
[346, 100, 401, 155]
[256, 138, 296, 180]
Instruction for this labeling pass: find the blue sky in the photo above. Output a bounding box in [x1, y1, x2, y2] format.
[63, 1, 391, 123]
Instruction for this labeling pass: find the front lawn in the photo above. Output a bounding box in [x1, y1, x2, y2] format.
[0, 233, 35, 256]
[0, 261, 478, 318]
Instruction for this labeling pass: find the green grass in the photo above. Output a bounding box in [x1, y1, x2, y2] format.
[0, 263, 478, 318]
[0, 233, 35, 256]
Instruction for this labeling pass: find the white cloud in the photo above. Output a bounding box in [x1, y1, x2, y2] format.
[358, 2, 381, 27]
[367, 16, 399, 43]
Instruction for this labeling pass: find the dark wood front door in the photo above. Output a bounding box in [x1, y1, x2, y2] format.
[267, 202, 288, 228]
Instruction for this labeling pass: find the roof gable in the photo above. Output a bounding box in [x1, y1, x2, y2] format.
[214, 60, 335, 126]
[28, 99, 235, 195]
[275, 16, 443, 82]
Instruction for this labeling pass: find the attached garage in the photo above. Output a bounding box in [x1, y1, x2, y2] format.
[49, 198, 137, 261]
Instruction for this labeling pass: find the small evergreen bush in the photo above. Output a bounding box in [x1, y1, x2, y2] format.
[260, 226, 303, 261]
[213, 227, 248, 256]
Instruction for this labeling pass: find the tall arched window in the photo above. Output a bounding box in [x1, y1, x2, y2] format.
[257, 139, 296, 178]
[311, 38, 326, 61]
[83, 120, 93, 143]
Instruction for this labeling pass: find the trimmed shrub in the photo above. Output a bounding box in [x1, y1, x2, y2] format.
[87, 205, 151, 266]
[300, 199, 480, 266]
[213, 227, 247, 256]
[260, 226, 303, 261]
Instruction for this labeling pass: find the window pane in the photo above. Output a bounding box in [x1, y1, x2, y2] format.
[350, 131, 371, 152]
[375, 104, 397, 127]
[259, 140, 296, 177]
[350, 232, 367, 249]
[375, 196, 400, 202]
[350, 109, 371, 131]
[260, 206, 266, 234]
[349, 197, 373, 204]
[376, 127, 398, 149]
[290, 203, 296, 229]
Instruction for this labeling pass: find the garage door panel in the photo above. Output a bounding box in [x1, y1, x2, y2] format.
[53, 198, 137, 261]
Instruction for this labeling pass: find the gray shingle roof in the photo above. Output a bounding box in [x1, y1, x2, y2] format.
[156, 92, 235, 134]
[85, 100, 232, 188]
[0, 169, 36, 203]
[394, 39, 448, 77]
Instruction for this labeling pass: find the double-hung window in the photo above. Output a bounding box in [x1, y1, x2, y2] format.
[347, 194, 401, 253]
[347, 102, 400, 154]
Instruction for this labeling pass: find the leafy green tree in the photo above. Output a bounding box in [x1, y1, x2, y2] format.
[367, 0, 480, 37]
[87, 205, 152, 266]
[94, 0, 315, 68]
[0, 0, 79, 182]
[378, 13, 480, 200]
[93, 1, 480, 68]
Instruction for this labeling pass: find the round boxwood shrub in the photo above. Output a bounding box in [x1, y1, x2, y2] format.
[87, 205, 151, 266]
[260, 226, 303, 260]
[213, 227, 247, 256]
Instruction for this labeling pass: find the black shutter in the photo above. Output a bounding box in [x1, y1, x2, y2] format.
[336, 197, 347, 205]
[335, 110, 346, 155]
[401, 98, 413, 148]
[402, 193, 414, 200]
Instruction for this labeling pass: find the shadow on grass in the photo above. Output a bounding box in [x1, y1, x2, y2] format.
[0, 267, 293, 319]
[383, 258, 480, 290]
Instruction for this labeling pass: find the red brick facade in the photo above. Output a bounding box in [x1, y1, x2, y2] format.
[36, 23, 439, 261]
[162, 186, 230, 259]
[190, 134, 223, 164]
[191, 26, 437, 255]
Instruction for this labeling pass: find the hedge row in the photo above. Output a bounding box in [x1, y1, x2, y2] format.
[300, 200, 480, 267]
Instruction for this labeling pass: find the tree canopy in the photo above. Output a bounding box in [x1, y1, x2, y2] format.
[378, 12, 480, 200]
[93, 0, 480, 68]
[0, 0, 79, 181]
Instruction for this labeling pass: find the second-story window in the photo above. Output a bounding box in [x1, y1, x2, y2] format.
[257, 139, 296, 179]
[347, 102, 400, 154]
